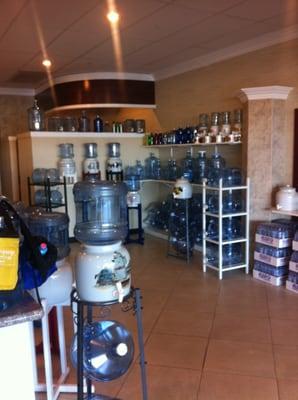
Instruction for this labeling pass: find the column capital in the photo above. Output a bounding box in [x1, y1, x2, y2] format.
[237, 86, 293, 103]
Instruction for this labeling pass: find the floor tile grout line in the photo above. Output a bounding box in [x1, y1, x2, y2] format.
[196, 271, 221, 399]
[266, 285, 282, 400]
[202, 366, 277, 381]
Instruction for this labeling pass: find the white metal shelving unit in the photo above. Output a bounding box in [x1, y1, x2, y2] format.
[202, 178, 250, 279]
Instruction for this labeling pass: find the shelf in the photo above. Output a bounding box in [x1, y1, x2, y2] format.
[204, 185, 248, 191]
[29, 181, 66, 187]
[144, 226, 168, 240]
[141, 179, 174, 185]
[205, 237, 247, 245]
[144, 226, 202, 252]
[141, 179, 202, 187]
[205, 211, 247, 218]
[18, 131, 145, 139]
[34, 202, 66, 209]
[205, 262, 247, 272]
[271, 208, 298, 217]
[143, 142, 242, 148]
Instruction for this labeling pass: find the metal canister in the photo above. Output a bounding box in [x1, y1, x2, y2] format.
[123, 119, 136, 133]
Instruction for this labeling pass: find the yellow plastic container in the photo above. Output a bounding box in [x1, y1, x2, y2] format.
[0, 238, 19, 290]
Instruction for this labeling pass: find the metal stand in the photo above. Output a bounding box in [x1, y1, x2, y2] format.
[167, 198, 191, 263]
[71, 287, 148, 400]
[27, 176, 68, 214]
[106, 171, 123, 182]
[126, 204, 144, 244]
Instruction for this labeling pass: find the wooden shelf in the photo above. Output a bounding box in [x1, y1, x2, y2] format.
[271, 208, 298, 217]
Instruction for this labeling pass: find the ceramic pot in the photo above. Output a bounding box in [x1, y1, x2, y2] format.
[173, 177, 192, 199]
[30, 258, 73, 306]
[75, 241, 131, 303]
[276, 185, 298, 211]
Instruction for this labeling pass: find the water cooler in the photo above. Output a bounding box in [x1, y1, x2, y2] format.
[125, 174, 144, 244]
[58, 143, 77, 184]
[71, 178, 149, 399]
[73, 179, 130, 303]
[83, 143, 101, 180]
[106, 143, 123, 182]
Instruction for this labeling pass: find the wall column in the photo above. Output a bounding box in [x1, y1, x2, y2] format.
[238, 86, 293, 222]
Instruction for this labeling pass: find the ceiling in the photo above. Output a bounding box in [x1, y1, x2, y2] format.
[0, 0, 297, 90]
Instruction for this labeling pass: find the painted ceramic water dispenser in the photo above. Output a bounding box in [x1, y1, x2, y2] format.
[73, 180, 130, 303]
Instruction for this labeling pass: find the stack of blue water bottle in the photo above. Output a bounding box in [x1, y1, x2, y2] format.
[253, 222, 294, 286]
[286, 231, 298, 293]
[144, 193, 203, 253]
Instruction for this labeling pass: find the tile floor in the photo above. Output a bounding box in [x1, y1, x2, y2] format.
[35, 236, 298, 399]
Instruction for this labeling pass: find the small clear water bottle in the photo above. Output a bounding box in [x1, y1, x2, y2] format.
[182, 150, 194, 182]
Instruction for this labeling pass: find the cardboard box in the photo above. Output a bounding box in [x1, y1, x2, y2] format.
[286, 280, 298, 294]
[253, 269, 287, 286]
[254, 251, 289, 267]
[255, 234, 292, 249]
[289, 260, 298, 272]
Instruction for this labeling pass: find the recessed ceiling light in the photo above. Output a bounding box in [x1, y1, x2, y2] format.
[42, 59, 52, 68]
[107, 10, 119, 23]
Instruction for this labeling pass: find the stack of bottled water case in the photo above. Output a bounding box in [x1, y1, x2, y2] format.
[286, 231, 298, 293]
[253, 222, 295, 286]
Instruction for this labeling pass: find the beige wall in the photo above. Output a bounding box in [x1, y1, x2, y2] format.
[156, 38, 298, 184]
[0, 95, 33, 139]
[0, 95, 33, 198]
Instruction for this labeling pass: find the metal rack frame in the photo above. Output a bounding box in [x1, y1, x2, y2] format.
[27, 176, 68, 214]
[71, 287, 148, 400]
[126, 204, 144, 245]
[202, 178, 250, 279]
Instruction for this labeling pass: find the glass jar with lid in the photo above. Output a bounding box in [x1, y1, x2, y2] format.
[233, 109, 242, 131]
[135, 119, 145, 133]
[28, 99, 45, 131]
[210, 112, 220, 136]
[63, 116, 77, 132]
[78, 110, 90, 132]
[198, 113, 209, 135]
[123, 119, 136, 133]
[47, 116, 62, 131]
[221, 111, 231, 136]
